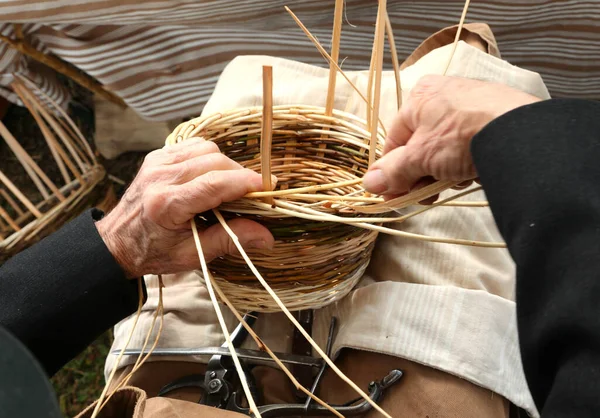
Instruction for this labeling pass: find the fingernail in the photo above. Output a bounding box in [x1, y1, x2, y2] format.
[248, 240, 268, 250]
[363, 169, 388, 194]
[270, 175, 279, 189]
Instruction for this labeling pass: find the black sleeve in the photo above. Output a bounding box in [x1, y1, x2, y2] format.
[0, 209, 145, 376]
[471, 99, 600, 417]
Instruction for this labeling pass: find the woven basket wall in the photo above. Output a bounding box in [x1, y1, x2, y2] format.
[167, 105, 385, 312]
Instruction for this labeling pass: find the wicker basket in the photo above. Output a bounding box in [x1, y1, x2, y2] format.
[166, 105, 385, 312]
[0, 76, 108, 263]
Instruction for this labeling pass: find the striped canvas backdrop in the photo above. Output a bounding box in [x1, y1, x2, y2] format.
[0, 0, 598, 121]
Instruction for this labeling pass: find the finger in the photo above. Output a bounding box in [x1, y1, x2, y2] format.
[410, 176, 438, 204]
[156, 152, 245, 185]
[363, 145, 427, 196]
[200, 218, 275, 262]
[167, 168, 267, 226]
[172, 218, 275, 269]
[384, 105, 414, 155]
[451, 180, 474, 190]
[146, 138, 219, 166]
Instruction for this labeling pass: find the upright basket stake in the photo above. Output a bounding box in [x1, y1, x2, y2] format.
[317, 0, 344, 159]
[385, 12, 402, 110]
[443, 0, 471, 75]
[326, 0, 343, 117]
[285, 6, 386, 137]
[368, 0, 387, 169]
[261, 65, 274, 206]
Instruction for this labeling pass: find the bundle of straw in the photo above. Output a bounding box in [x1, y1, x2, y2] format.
[0, 75, 108, 263]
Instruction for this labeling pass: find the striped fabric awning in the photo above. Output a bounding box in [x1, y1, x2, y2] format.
[0, 0, 598, 121]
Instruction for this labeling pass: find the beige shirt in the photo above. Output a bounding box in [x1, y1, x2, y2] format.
[107, 26, 549, 417]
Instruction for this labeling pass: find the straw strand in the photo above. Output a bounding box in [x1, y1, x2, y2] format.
[212, 209, 392, 418]
[191, 218, 262, 418]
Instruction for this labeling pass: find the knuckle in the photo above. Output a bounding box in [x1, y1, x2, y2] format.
[143, 165, 169, 182]
[203, 171, 221, 192]
[143, 149, 165, 166]
[412, 75, 437, 97]
[242, 168, 259, 180]
[418, 138, 439, 175]
[199, 172, 224, 205]
[203, 141, 220, 154]
[142, 187, 168, 219]
[202, 152, 228, 169]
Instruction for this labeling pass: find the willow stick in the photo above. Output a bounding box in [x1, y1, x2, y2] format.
[13, 77, 92, 171]
[13, 77, 90, 172]
[191, 219, 262, 418]
[0, 121, 61, 200]
[0, 33, 126, 108]
[17, 84, 88, 174]
[212, 209, 392, 418]
[443, 0, 471, 75]
[385, 12, 402, 109]
[261, 66, 274, 206]
[267, 186, 485, 223]
[16, 75, 97, 163]
[273, 192, 487, 207]
[271, 200, 504, 247]
[100, 277, 165, 409]
[0, 170, 42, 218]
[0, 204, 20, 231]
[389, 186, 484, 223]
[208, 276, 343, 418]
[0, 218, 7, 239]
[55, 116, 92, 168]
[317, 0, 343, 158]
[246, 177, 361, 198]
[366, 12, 379, 129]
[91, 278, 144, 418]
[285, 6, 387, 136]
[325, 0, 343, 118]
[368, 0, 387, 169]
[12, 82, 77, 184]
[0, 188, 24, 217]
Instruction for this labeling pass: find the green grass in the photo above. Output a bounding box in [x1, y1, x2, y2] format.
[51, 331, 113, 417]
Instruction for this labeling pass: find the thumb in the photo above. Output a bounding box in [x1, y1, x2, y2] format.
[200, 217, 275, 262]
[363, 144, 427, 196]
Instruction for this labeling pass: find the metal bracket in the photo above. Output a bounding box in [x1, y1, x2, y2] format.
[137, 314, 404, 416]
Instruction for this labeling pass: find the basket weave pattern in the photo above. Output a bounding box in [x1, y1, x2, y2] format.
[166, 105, 385, 311]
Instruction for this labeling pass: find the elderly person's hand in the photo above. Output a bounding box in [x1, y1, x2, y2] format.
[96, 139, 274, 278]
[363, 75, 541, 197]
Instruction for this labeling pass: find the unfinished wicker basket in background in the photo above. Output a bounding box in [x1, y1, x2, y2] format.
[166, 105, 385, 312]
[0, 75, 109, 263]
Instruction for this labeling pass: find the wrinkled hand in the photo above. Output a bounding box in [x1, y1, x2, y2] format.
[96, 139, 274, 278]
[363, 75, 541, 197]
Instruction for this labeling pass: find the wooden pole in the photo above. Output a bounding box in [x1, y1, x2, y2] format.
[1, 27, 126, 108]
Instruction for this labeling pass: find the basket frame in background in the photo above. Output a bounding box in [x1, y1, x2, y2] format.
[0, 75, 109, 263]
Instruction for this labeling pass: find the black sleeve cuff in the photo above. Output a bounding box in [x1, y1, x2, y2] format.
[0, 208, 146, 376]
[471, 98, 600, 263]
